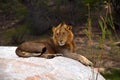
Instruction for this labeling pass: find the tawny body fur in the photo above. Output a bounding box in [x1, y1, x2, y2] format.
[16, 23, 93, 66]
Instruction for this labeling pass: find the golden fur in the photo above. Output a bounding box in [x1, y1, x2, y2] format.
[52, 23, 75, 52]
[16, 23, 93, 66]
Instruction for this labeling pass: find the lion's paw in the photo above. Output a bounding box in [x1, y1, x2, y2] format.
[78, 55, 93, 66]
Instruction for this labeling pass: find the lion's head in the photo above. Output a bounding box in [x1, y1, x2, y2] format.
[52, 23, 74, 46]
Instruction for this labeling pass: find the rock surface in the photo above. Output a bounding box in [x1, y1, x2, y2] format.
[0, 46, 105, 80]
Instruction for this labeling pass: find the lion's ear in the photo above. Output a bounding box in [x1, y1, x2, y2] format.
[67, 25, 72, 30]
[52, 27, 56, 32]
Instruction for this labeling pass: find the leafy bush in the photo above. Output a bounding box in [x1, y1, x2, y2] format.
[102, 68, 120, 80]
[0, 0, 27, 19]
[3, 25, 29, 45]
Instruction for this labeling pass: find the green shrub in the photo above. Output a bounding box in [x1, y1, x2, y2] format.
[102, 68, 120, 80]
[3, 25, 29, 45]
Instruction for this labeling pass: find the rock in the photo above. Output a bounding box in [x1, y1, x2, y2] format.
[0, 46, 105, 80]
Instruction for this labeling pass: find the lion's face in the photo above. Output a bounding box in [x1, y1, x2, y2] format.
[52, 23, 73, 46]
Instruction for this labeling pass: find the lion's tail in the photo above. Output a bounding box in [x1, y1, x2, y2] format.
[15, 48, 43, 57]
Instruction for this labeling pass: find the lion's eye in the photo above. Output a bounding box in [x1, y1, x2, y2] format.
[56, 33, 59, 36]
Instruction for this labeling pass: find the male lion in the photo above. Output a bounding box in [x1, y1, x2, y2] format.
[16, 23, 93, 66]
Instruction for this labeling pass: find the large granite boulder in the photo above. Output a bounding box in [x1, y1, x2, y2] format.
[0, 46, 105, 80]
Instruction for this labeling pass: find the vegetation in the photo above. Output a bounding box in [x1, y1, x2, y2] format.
[82, 0, 120, 80]
[2, 25, 29, 45]
[102, 68, 120, 80]
[0, 0, 27, 19]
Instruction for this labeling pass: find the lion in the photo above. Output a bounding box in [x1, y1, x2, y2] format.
[16, 23, 93, 66]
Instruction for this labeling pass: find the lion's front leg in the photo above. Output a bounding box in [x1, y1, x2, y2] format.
[63, 53, 93, 66]
[77, 54, 93, 66]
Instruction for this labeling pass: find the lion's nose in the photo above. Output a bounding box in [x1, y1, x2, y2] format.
[60, 40, 63, 42]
